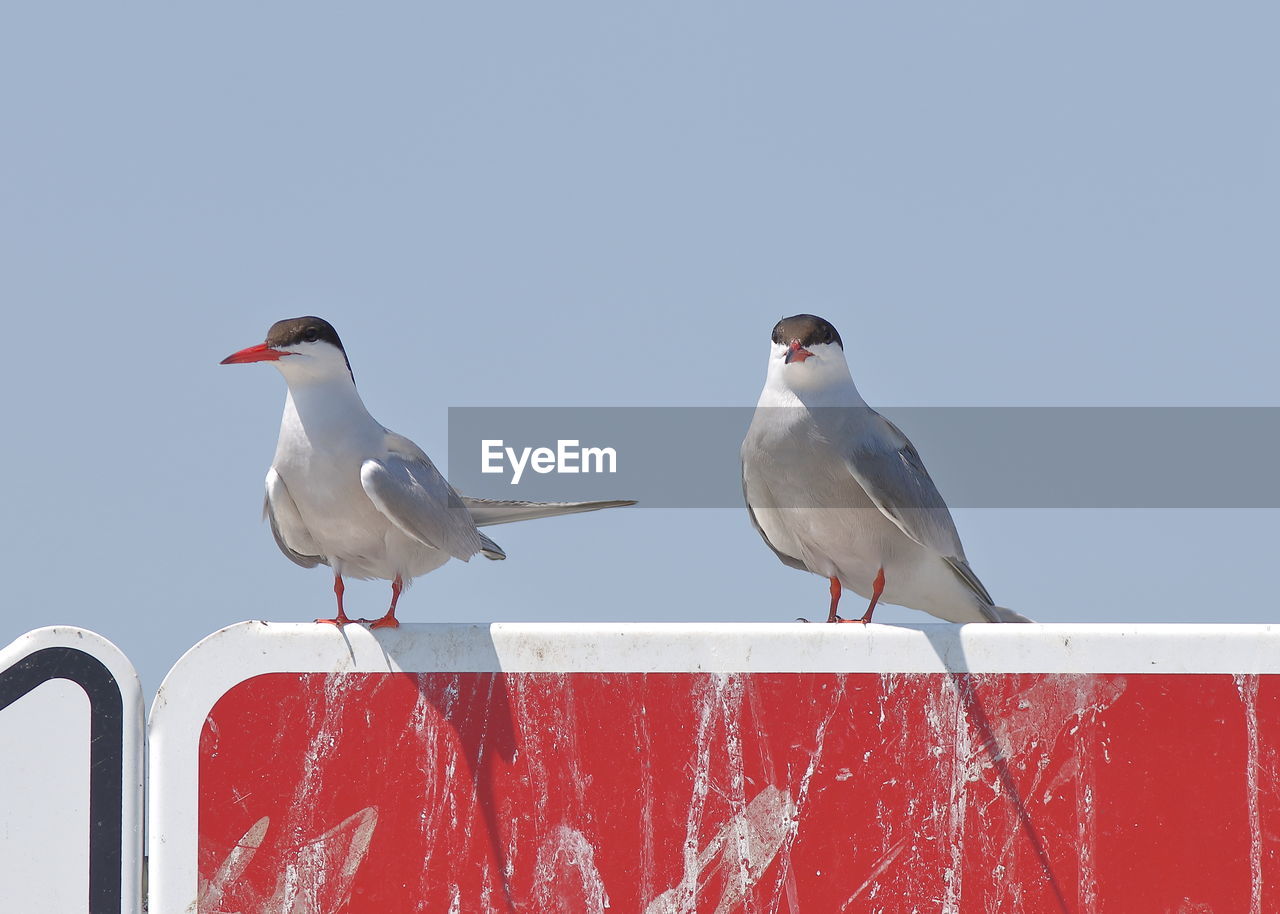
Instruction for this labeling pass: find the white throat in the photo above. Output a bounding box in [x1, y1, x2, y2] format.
[757, 341, 865, 408]
[273, 355, 382, 446]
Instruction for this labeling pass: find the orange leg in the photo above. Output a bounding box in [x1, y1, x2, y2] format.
[369, 575, 403, 630]
[853, 567, 886, 625]
[825, 577, 843, 623]
[316, 575, 356, 626]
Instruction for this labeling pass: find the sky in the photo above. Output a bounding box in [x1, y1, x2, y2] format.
[0, 3, 1276, 696]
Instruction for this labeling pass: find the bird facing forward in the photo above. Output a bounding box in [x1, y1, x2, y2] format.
[741, 313, 1029, 624]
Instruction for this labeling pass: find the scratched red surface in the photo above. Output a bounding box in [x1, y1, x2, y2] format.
[197, 672, 1279, 913]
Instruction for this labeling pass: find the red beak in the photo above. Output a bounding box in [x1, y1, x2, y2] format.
[220, 343, 288, 365]
[784, 341, 813, 364]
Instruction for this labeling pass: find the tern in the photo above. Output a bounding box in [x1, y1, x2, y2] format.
[741, 313, 1029, 624]
[222, 316, 634, 628]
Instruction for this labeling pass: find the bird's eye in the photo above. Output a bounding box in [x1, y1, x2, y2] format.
[303, 327, 319, 342]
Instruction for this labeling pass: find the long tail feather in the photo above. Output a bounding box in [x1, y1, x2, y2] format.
[460, 497, 636, 527]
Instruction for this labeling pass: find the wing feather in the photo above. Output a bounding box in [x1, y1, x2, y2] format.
[836, 412, 966, 557]
[361, 455, 484, 562]
[835, 410, 1000, 610]
[741, 470, 808, 571]
[264, 468, 325, 568]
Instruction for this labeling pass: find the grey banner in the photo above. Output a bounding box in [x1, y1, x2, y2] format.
[446, 407, 1280, 508]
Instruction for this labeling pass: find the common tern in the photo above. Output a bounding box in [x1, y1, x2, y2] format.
[741, 313, 1029, 624]
[221, 316, 634, 628]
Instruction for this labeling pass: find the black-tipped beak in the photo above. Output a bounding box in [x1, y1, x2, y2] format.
[784, 341, 814, 364]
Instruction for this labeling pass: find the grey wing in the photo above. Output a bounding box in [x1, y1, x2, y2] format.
[264, 468, 325, 568]
[361, 455, 485, 562]
[840, 412, 968, 559]
[841, 413, 1002, 618]
[741, 470, 807, 572]
[459, 497, 636, 526]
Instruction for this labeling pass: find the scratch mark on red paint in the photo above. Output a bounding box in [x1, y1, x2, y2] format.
[200, 816, 269, 912]
[271, 806, 378, 913]
[645, 784, 795, 914]
[938, 675, 969, 914]
[1235, 673, 1262, 914]
[201, 807, 378, 914]
[839, 833, 909, 911]
[982, 676, 1125, 912]
[532, 825, 610, 913]
[767, 677, 847, 913]
[633, 682, 658, 906]
[667, 674, 722, 912]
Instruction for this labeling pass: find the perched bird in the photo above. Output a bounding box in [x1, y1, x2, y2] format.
[741, 313, 1029, 624]
[221, 316, 634, 628]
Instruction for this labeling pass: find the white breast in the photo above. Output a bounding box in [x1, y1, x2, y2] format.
[270, 387, 450, 582]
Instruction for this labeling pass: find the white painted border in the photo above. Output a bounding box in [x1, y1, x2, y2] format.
[0, 626, 145, 914]
[148, 621, 1280, 913]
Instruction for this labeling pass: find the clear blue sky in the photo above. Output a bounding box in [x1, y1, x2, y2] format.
[1, 4, 1275, 694]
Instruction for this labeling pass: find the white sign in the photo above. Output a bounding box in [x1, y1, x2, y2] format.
[0, 628, 144, 914]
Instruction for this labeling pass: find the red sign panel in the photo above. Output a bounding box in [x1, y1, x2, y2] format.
[196, 670, 1274, 913]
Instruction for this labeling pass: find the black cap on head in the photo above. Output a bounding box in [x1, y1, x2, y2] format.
[771, 314, 842, 349]
[265, 316, 346, 352]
